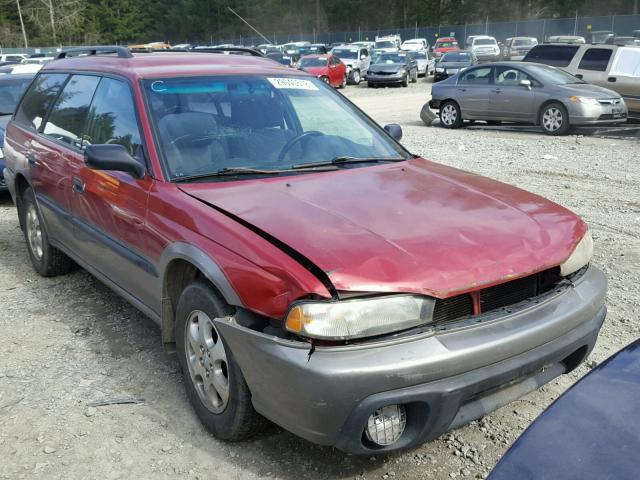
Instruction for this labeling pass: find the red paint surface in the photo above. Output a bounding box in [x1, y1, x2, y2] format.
[14, 54, 586, 320]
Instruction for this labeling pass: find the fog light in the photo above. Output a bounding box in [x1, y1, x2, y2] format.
[365, 404, 406, 446]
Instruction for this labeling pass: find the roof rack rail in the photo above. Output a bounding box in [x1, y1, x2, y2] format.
[189, 47, 265, 57]
[56, 46, 133, 60]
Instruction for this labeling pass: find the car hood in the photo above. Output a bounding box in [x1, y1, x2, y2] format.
[438, 61, 472, 68]
[301, 66, 329, 76]
[369, 63, 407, 73]
[179, 159, 585, 298]
[557, 83, 621, 98]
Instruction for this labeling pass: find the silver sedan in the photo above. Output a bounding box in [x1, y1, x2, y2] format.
[429, 62, 628, 135]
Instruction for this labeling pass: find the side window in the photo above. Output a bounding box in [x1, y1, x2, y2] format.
[361, 49, 369, 58]
[524, 45, 579, 67]
[578, 48, 613, 71]
[14, 73, 68, 130]
[494, 66, 532, 86]
[43, 75, 101, 148]
[459, 67, 492, 85]
[84, 78, 143, 159]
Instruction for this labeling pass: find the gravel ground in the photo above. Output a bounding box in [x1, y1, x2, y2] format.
[1, 78, 639, 480]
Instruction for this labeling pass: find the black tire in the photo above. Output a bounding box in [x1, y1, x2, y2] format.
[411, 69, 418, 83]
[540, 102, 570, 136]
[439, 100, 464, 129]
[175, 281, 266, 441]
[348, 69, 361, 85]
[320, 76, 330, 85]
[401, 74, 409, 87]
[338, 73, 347, 89]
[20, 187, 75, 277]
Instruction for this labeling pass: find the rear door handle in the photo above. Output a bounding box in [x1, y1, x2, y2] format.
[492, 88, 502, 93]
[457, 87, 467, 92]
[608, 77, 617, 83]
[575, 74, 583, 79]
[27, 153, 38, 166]
[72, 177, 85, 194]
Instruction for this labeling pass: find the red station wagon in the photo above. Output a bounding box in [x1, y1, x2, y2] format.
[3, 46, 606, 454]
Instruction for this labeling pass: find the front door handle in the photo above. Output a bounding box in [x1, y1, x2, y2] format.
[492, 88, 502, 93]
[608, 77, 617, 83]
[457, 87, 467, 92]
[575, 74, 583, 79]
[72, 177, 85, 194]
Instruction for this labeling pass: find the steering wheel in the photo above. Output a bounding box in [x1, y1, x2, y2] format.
[277, 131, 324, 162]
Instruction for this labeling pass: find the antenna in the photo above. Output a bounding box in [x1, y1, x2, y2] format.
[227, 7, 274, 45]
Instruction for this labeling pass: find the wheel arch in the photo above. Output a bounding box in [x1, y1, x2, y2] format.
[159, 243, 244, 350]
[536, 99, 569, 126]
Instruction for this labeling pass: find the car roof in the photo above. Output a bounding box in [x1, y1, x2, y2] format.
[42, 51, 297, 80]
[436, 37, 457, 41]
[300, 54, 329, 58]
[0, 73, 35, 82]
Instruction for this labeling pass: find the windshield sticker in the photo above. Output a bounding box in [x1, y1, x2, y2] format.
[267, 77, 319, 90]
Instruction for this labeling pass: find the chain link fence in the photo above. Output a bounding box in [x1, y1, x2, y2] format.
[1, 14, 638, 54]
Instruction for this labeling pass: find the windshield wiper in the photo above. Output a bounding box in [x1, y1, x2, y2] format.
[173, 165, 337, 182]
[292, 156, 406, 170]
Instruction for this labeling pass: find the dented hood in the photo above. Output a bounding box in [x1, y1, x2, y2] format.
[179, 159, 586, 298]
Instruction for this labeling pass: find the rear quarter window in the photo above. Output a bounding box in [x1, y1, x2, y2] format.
[14, 73, 68, 130]
[524, 45, 579, 67]
[577, 48, 613, 71]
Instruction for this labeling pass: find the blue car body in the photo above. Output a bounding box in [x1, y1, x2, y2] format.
[488, 339, 640, 480]
[0, 73, 35, 191]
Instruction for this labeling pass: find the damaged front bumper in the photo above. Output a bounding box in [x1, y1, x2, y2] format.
[215, 265, 607, 454]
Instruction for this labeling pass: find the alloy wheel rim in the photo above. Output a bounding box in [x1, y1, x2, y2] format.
[441, 104, 457, 125]
[543, 107, 563, 131]
[25, 204, 43, 261]
[184, 310, 230, 414]
[353, 71, 360, 83]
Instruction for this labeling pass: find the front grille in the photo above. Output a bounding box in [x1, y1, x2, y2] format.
[433, 267, 562, 324]
[598, 98, 622, 106]
[433, 294, 473, 323]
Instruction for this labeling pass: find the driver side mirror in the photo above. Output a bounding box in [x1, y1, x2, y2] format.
[84, 144, 146, 179]
[384, 124, 403, 141]
[520, 79, 532, 90]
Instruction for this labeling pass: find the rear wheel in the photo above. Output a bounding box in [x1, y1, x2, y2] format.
[439, 101, 463, 129]
[540, 102, 570, 136]
[175, 282, 266, 440]
[338, 73, 347, 89]
[20, 187, 75, 277]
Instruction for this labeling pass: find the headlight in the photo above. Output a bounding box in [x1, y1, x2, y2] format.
[285, 295, 435, 340]
[435, 67, 444, 73]
[398, 69, 406, 75]
[569, 96, 600, 106]
[560, 229, 593, 276]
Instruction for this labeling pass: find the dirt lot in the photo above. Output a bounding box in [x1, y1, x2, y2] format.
[1, 78, 639, 480]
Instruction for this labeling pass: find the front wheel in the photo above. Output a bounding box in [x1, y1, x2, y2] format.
[411, 70, 418, 83]
[175, 282, 266, 440]
[20, 187, 75, 277]
[401, 74, 409, 87]
[320, 76, 330, 85]
[439, 101, 464, 129]
[540, 102, 570, 136]
[348, 69, 361, 85]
